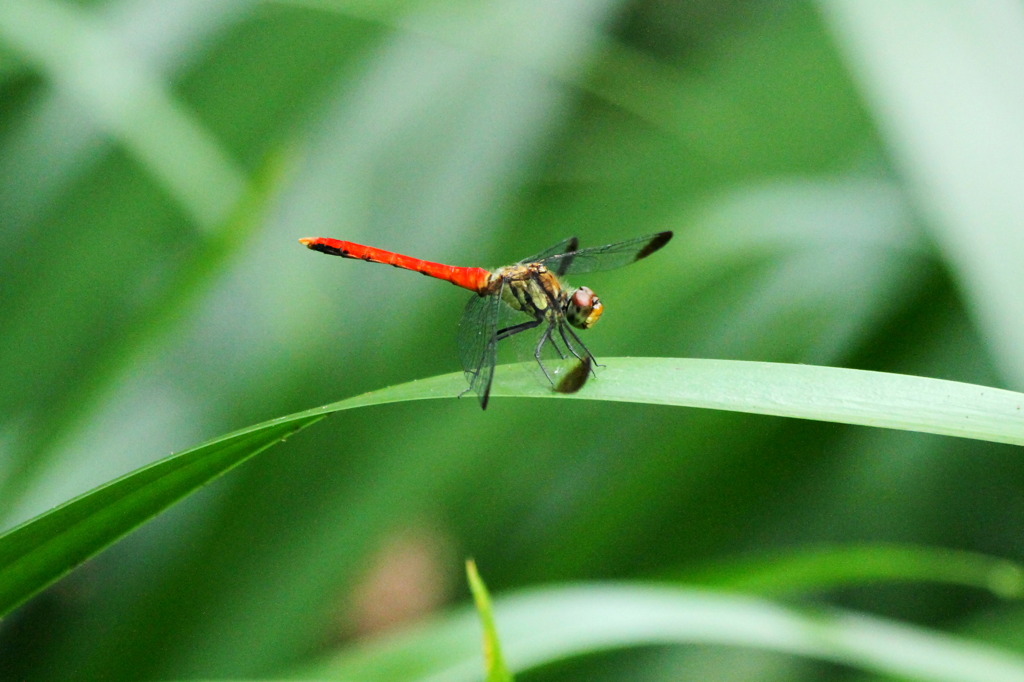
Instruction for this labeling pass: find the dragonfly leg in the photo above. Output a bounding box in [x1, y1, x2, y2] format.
[533, 325, 557, 385]
[558, 324, 600, 375]
[543, 327, 567, 360]
[496, 318, 541, 341]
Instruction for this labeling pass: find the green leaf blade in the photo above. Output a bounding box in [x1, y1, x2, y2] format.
[3, 357, 1021, 620]
[308, 584, 1024, 682]
[680, 543, 1024, 598]
[328, 358, 1024, 446]
[467, 560, 514, 682]
[0, 416, 322, 615]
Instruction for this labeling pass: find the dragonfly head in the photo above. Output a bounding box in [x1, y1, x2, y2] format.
[566, 286, 603, 329]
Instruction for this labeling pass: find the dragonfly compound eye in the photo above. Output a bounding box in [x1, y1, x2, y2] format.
[567, 286, 603, 329]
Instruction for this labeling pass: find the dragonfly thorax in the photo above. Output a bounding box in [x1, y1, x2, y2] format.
[494, 263, 603, 330]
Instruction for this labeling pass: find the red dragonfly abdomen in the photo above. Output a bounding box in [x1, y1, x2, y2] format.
[299, 238, 491, 294]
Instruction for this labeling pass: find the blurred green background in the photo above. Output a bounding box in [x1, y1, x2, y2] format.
[2, 0, 1024, 679]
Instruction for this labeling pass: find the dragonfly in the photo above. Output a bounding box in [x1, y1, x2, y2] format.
[300, 231, 673, 409]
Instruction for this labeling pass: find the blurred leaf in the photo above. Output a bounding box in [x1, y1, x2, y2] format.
[0, 147, 292, 517]
[0, 0, 245, 227]
[820, 1, 1024, 387]
[680, 543, 1024, 598]
[304, 584, 1024, 681]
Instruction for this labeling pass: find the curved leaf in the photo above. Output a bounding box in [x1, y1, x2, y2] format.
[304, 584, 1024, 682]
[327, 358, 1024, 446]
[2, 357, 1022, 617]
[679, 543, 1024, 598]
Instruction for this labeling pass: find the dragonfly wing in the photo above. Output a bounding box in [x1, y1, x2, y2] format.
[457, 285, 503, 409]
[519, 236, 579, 275]
[539, 231, 673, 275]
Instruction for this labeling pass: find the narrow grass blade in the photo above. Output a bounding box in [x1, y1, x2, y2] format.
[467, 560, 514, 682]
